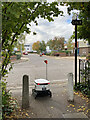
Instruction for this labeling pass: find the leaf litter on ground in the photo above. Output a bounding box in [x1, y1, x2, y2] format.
[67, 91, 90, 115]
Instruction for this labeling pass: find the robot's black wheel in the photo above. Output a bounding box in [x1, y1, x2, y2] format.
[35, 95, 37, 99]
[48, 91, 52, 98]
[32, 89, 35, 95]
[34, 92, 38, 99]
[50, 93, 52, 98]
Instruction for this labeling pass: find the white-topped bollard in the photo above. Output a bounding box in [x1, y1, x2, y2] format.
[68, 73, 74, 102]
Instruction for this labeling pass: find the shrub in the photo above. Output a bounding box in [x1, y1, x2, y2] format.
[16, 54, 21, 60]
[86, 53, 90, 60]
[58, 50, 65, 53]
[2, 81, 17, 119]
[50, 51, 57, 56]
[46, 53, 51, 56]
[74, 82, 90, 98]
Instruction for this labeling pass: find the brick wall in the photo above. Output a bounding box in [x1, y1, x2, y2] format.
[79, 47, 90, 56]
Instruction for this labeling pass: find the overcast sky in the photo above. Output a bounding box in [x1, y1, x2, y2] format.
[25, 5, 76, 45]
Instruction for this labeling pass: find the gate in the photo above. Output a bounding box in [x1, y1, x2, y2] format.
[79, 59, 90, 90]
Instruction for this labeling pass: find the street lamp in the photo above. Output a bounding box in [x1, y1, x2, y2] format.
[71, 13, 82, 86]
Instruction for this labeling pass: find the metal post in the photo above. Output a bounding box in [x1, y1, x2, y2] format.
[79, 59, 80, 85]
[88, 60, 90, 90]
[21, 44, 22, 56]
[71, 15, 82, 86]
[75, 24, 77, 86]
[85, 61, 86, 85]
[46, 63, 47, 80]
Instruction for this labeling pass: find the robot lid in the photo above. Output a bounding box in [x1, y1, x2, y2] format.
[34, 79, 50, 84]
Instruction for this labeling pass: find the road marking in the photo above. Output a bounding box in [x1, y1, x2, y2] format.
[7, 85, 34, 90]
[7, 79, 68, 90]
[51, 79, 68, 82]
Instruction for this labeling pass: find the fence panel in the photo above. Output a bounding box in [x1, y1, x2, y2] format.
[79, 59, 90, 86]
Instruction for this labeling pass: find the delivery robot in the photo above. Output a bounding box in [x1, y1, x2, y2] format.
[32, 78, 52, 99]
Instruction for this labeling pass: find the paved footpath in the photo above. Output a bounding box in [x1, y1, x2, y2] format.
[9, 80, 89, 119]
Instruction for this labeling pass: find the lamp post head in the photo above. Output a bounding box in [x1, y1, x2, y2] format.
[71, 12, 82, 25]
[72, 13, 78, 20]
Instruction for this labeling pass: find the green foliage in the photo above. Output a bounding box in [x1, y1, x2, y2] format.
[46, 53, 51, 56]
[47, 37, 65, 50]
[15, 51, 22, 58]
[66, 2, 90, 44]
[2, 2, 63, 77]
[32, 41, 40, 52]
[39, 41, 46, 52]
[65, 50, 71, 55]
[33, 40, 46, 53]
[16, 54, 21, 60]
[2, 81, 17, 119]
[67, 37, 74, 50]
[50, 51, 57, 56]
[74, 82, 90, 98]
[86, 53, 90, 60]
[58, 50, 65, 53]
[15, 33, 26, 51]
[74, 59, 90, 98]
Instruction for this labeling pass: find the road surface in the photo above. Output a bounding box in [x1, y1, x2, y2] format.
[6, 54, 74, 88]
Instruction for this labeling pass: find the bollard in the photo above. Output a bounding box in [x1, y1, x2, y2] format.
[22, 75, 29, 109]
[68, 73, 74, 102]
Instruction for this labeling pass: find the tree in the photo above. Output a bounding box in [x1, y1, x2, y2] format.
[39, 41, 46, 52]
[15, 33, 26, 55]
[66, 2, 90, 44]
[67, 37, 74, 50]
[47, 37, 65, 50]
[47, 39, 54, 50]
[2, 2, 64, 77]
[32, 41, 40, 52]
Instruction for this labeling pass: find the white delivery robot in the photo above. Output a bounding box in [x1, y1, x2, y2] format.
[32, 60, 52, 99]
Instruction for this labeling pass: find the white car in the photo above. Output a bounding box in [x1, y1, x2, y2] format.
[32, 79, 52, 99]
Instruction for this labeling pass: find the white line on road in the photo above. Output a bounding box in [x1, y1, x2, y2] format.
[51, 79, 68, 82]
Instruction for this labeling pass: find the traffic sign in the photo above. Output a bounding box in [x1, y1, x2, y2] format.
[71, 20, 82, 25]
[44, 60, 48, 64]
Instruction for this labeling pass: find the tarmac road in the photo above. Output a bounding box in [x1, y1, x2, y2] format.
[6, 54, 74, 87]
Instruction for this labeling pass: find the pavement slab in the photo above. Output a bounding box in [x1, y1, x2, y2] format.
[63, 112, 88, 118]
[7, 82, 90, 119]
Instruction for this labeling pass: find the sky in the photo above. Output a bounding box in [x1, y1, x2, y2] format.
[25, 5, 76, 45]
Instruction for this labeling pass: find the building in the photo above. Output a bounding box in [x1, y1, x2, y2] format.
[24, 44, 32, 52]
[64, 40, 89, 56]
[78, 41, 90, 56]
[46, 46, 51, 53]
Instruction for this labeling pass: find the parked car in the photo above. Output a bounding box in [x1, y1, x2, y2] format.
[40, 53, 42, 57]
[42, 51, 46, 55]
[23, 51, 28, 55]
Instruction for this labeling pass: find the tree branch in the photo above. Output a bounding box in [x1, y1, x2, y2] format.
[2, 3, 41, 74]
